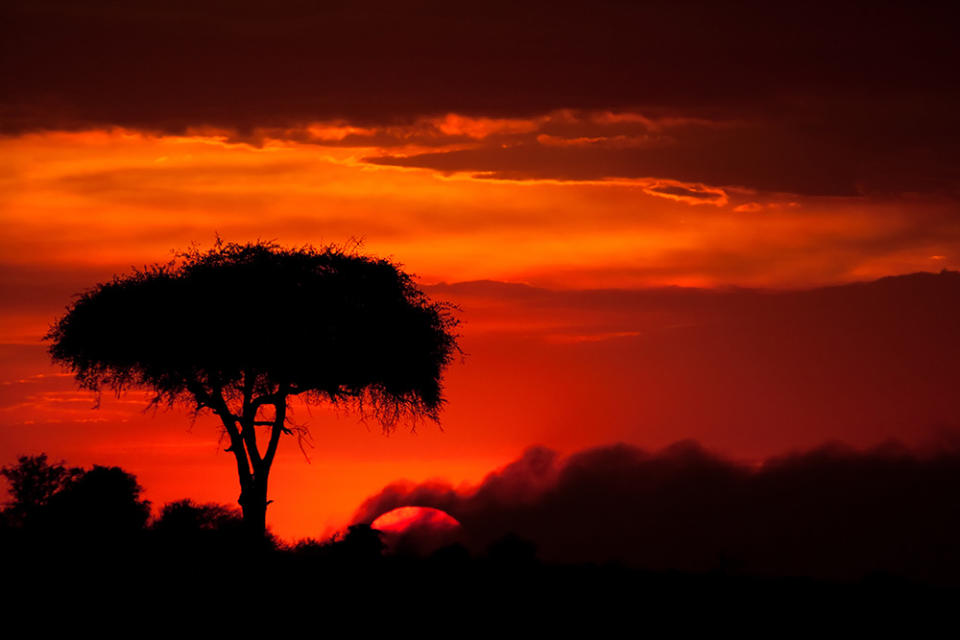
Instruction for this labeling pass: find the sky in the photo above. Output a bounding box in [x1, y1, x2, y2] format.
[2, 1, 960, 542]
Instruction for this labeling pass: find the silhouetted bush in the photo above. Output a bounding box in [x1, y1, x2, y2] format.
[40, 465, 151, 550]
[286, 524, 385, 568]
[1, 454, 149, 557]
[0, 453, 82, 527]
[150, 499, 252, 556]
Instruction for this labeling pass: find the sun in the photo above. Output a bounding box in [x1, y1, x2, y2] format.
[371, 506, 462, 555]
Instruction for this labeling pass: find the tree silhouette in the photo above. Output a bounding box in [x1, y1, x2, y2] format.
[41, 464, 152, 543]
[0, 453, 83, 526]
[46, 240, 460, 542]
[1, 454, 149, 553]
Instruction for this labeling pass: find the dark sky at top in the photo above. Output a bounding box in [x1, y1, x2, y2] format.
[3, 1, 957, 127]
[5, 1, 959, 200]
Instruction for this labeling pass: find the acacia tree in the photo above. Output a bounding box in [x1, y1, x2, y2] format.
[46, 241, 459, 542]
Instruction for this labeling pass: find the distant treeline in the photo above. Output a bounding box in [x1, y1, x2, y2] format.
[1, 452, 957, 625]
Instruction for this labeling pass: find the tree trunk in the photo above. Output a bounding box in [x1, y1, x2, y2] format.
[238, 476, 269, 548]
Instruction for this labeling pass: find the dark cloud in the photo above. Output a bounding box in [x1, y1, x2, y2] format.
[644, 184, 721, 201]
[4, 2, 959, 197]
[5, 266, 960, 565]
[365, 103, 960, 197]
[353, 439, 960, 583]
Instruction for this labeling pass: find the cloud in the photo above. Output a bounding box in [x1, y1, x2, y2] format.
[3, 2, 959, 200]
[352, 439, 960, 583]
[642, 181, 727, 206]
[362, 106, 960, 198]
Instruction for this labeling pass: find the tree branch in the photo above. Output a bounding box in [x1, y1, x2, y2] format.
[262, 384, 290, 472]
[251, 394, 279, 410]
[238, 370, 263, 472]
[188, 380, 252, 486]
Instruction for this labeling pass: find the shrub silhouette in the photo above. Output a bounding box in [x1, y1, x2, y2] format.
[41, 465, 151, 544]
[153, 499, 243, 534]
[46, 240, 460, 542]
[290, 524, 386, 565]
[0, 453, 82, 527]
[0, 455, 150, 553]
[151, 499, 251, 555]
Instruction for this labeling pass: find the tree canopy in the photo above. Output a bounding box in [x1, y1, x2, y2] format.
[48, 240, 459, 422]
[45, 240, 460, 539]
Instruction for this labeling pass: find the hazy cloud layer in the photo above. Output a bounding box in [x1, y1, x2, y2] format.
[353, 439, 960, 582]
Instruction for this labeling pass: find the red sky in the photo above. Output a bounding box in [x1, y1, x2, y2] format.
[2, 1, 959, 540]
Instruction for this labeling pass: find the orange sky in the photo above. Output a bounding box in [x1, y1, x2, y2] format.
[2, 123, 959, 539]
[3, 1, 960, 541]
[2, 127, 954, 290]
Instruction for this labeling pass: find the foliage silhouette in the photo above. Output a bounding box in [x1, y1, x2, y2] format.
[288, 523, 386, 567]
[46, 240, 460, 541]
[151, 499, 254, 555]
[0, 455, 150, 553]
[330, 523, 387, 562]
[2, 457, 957, 619]
[0, 453, 82, 527]
[153, 499, 243, 534]
[41, 464, 152, 542]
